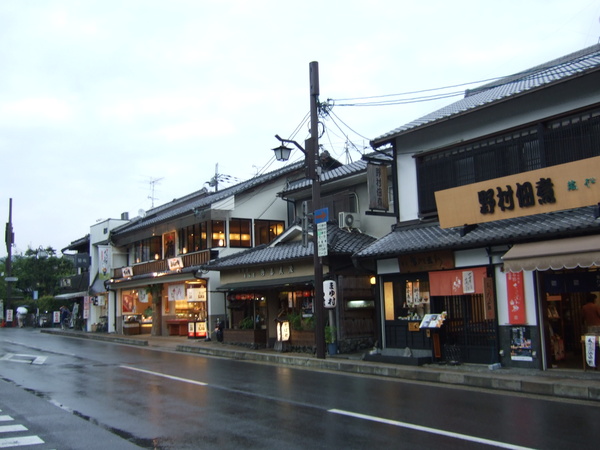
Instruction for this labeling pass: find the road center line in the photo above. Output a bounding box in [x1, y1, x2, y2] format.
[120, 366, 208, 386]
[328, 409, 534, 450]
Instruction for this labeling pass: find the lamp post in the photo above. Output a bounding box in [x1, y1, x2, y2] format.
[272, 61, 326, 359]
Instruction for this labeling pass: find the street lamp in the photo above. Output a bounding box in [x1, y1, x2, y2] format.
[272, 61, 326, 359]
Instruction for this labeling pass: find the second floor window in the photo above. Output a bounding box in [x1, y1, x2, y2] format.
[254, 220, 284, 245]
[133, 236, 162, 263]
[211, 220, 226, 247]
[229, 218, 251, 248]
[179, 223, 208, 254]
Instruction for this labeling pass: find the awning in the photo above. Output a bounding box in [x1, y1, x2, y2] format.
[217, 276, 314, 291]
[502, 235, 600, 272]
[54, 291, 88, 300]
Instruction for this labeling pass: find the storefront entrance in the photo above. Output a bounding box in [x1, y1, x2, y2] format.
[432, 294, 498, 365]
[540, 269, 598, 369]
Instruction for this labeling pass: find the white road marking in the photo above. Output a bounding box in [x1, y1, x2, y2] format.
[328, 409, 535, 450]
[0, 425, 27, 433]
[0, 411, 45, 447]
[120, 366, 208, 386]
[0, 435, 44, 448]
[0, 354, 47, 365]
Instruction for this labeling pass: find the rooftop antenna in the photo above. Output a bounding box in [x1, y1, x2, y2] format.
[343, 138, 353, 164]
[148, 177, 164, 208]
[206, 163, 239, 192]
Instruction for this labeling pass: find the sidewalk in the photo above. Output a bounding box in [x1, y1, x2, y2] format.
[40, 329, 600, 403]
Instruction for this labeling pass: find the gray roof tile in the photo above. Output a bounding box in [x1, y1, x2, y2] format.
[111, 162, 304, 237]
[373, 44, 600, 144]
[355, 206, 600, 259]
[204, 222, 376, 270]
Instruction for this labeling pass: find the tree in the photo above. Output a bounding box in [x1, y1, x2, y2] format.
[1, 246, 74, 303]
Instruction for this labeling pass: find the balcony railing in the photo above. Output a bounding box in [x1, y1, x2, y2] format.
[113, 249, 212, 279]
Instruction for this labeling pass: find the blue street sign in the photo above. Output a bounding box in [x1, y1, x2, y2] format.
[314, 207, 329, 224]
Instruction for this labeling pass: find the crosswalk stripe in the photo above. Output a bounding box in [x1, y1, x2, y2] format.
[0, 435, 44, 448]
[0, 425, 27, 434]
[0, 417, 12, 423]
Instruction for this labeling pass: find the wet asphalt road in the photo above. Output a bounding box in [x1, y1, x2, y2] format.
[1, 328, 599, 449]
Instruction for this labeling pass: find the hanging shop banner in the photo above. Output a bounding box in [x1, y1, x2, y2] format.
[83, 296, 90, 320]
[168, 257, 184, 271]
[585, 335, 597, 368]
[506, 271, 527, 324]
[187, 287, 207, 302]
[168, 284, 186, 301]
[429, 267, 487, 296]
[98, 245, 111, 280]
[139, 289, 149, 303]
[483, 277, 496, 320]
[367, 163, 389, 211]
[323, 280, 337, 309]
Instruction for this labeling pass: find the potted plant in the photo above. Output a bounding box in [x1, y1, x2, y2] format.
[325, 325, 337, 355]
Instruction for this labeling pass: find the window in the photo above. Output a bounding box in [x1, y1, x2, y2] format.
[179, 223, 207, 254]
[132, 236, 162, 262]
[254, 220, 285, 245]
[229, 218, 251, 248]
[211, 220, 226, 247]
[318, 190, 358, 216]
[416, 107, 600, 215]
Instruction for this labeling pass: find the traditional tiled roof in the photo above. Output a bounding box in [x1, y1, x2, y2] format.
[280, 148, 392, 195]
[111, 162, 304, 237]
[372, 44, 600, 144]
[354, 206, 600, 259]
[203, 222, 376, 270]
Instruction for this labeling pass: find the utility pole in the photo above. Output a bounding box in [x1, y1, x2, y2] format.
[5, 198, 14, 313]
[309, 61, 326, 359]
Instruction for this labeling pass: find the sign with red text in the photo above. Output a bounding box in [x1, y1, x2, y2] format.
[506, 271, 526, 324]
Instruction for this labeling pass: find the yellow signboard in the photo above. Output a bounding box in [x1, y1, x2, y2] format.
[435, 156, 600, 229]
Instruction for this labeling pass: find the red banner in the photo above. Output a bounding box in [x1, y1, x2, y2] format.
[429, 267, 487, 296]
[506, 271, 526, 324]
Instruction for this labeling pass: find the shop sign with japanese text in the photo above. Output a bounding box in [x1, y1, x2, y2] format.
[506, 271, 526, 324]
[435, 156, 600, 229]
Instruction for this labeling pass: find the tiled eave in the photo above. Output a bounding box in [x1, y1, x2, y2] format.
[354, 206, 600, 260]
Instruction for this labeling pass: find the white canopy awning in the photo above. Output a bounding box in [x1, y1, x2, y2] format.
[502, 235, 600, 272]
[54, 291, 88, 300]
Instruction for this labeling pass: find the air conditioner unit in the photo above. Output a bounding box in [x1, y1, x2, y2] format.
[338, 212, 361, 229]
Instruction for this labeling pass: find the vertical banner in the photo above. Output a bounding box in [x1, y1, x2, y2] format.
[323, 280, 337, 309]
[367, 163, 389, 211]
[483, 277, 496, 320]
[506, 271, 526, 324]
[585, 335, 596, 368]
[168, 284, 186, 301]
[98, 245, 111, 280]
[83, 296, 90, 320]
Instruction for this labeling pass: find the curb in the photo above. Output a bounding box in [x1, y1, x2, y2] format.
[176, 344, 600, 402]
[40, 329, 600, 402]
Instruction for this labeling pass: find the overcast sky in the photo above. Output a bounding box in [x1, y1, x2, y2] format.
[1, 0, 599, 259]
